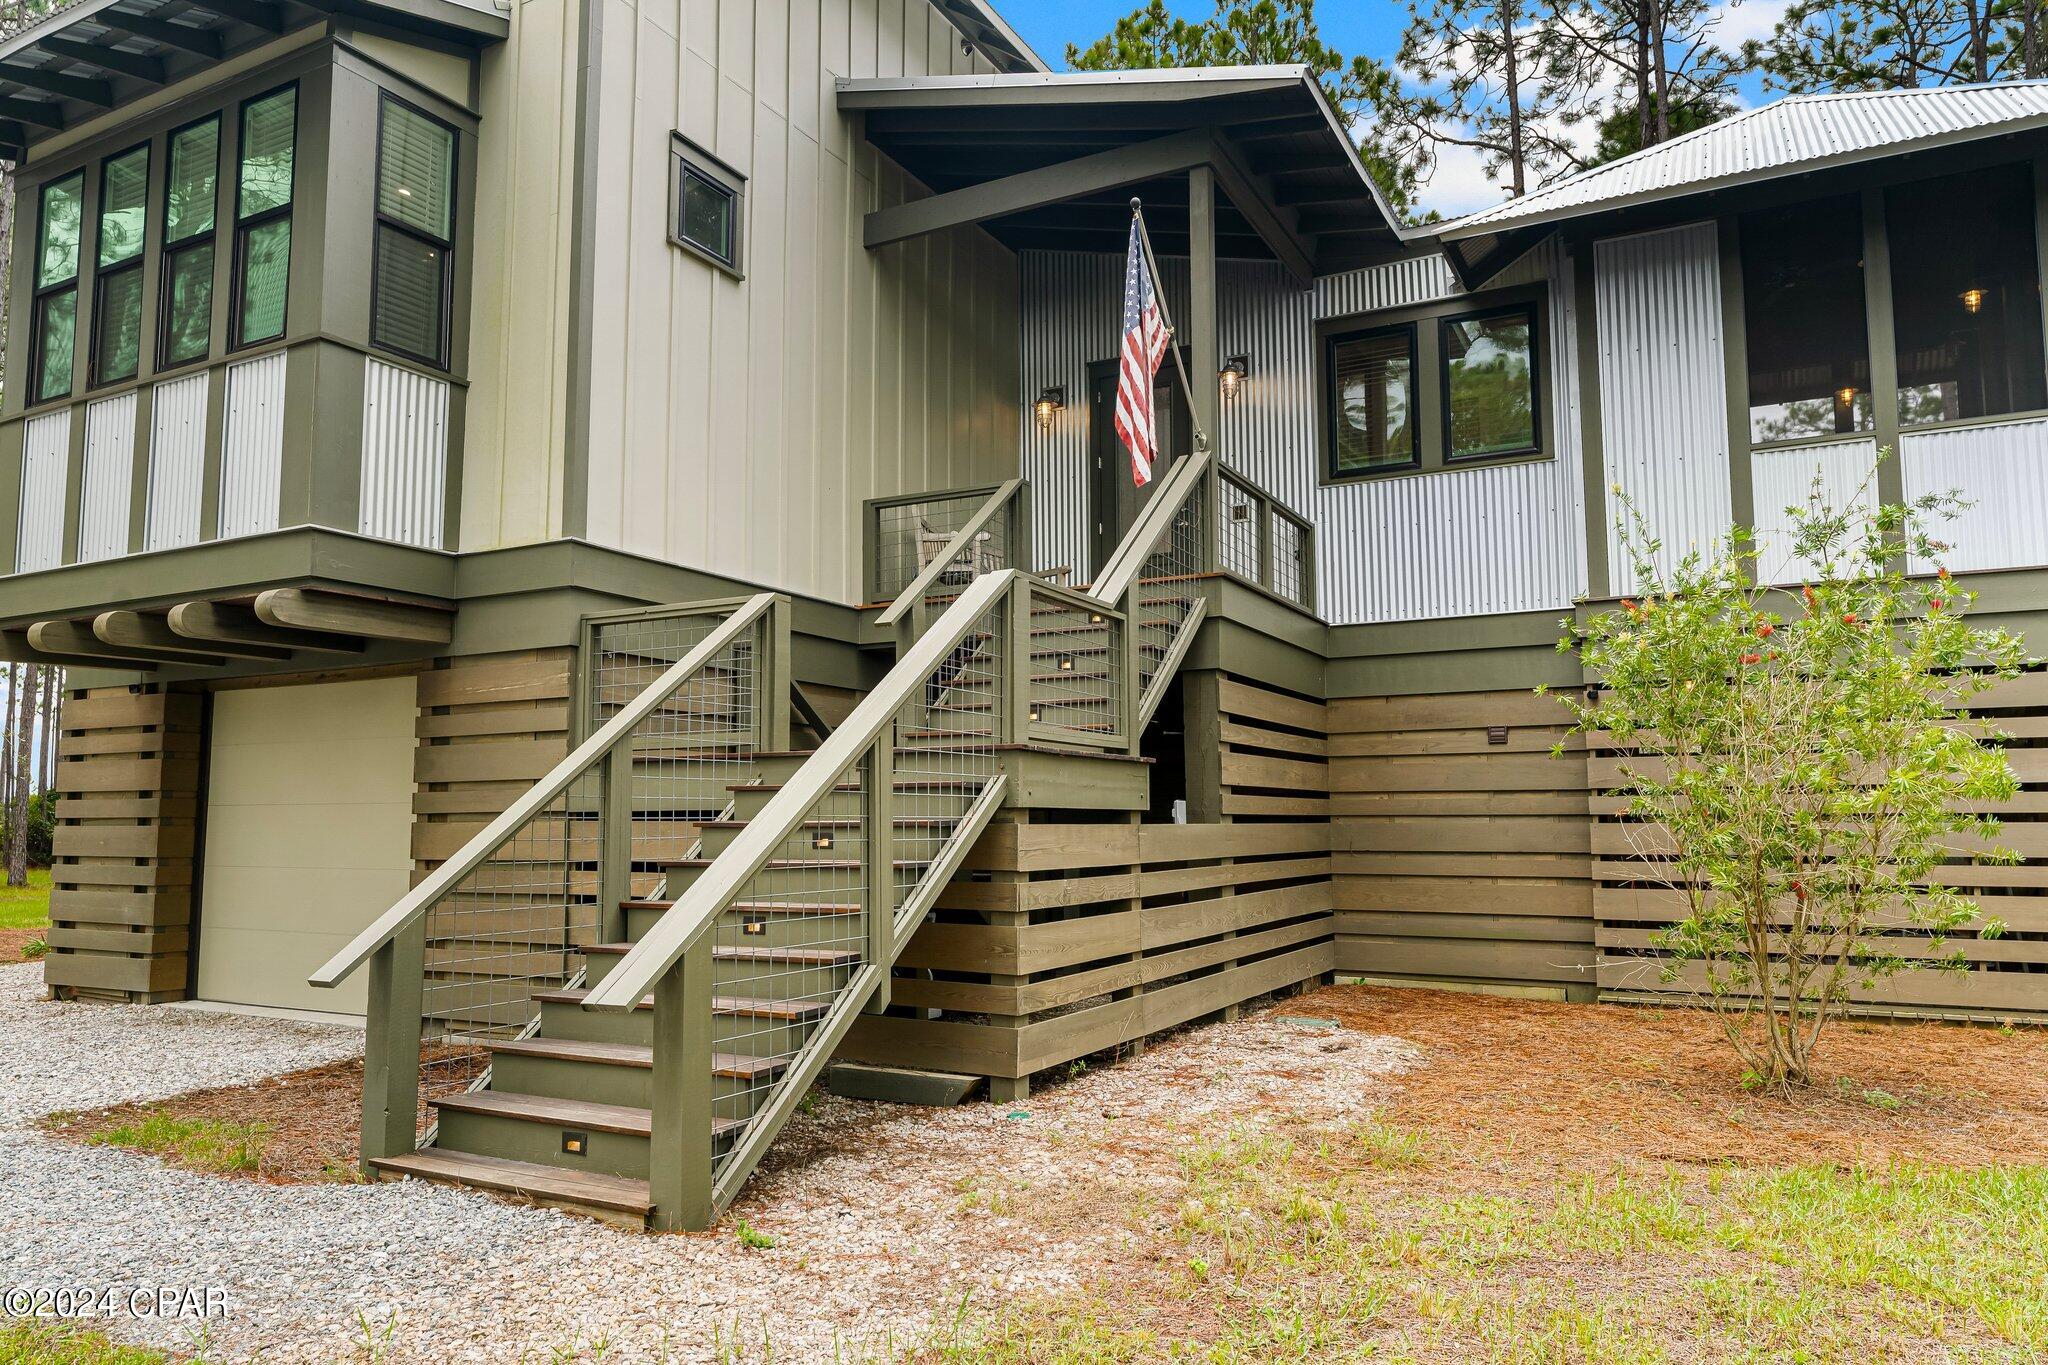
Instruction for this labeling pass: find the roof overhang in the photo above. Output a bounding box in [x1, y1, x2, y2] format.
[840, 67, 1408, 279]
[0, 0, 505, 160]
[924, 0, 1043, 75]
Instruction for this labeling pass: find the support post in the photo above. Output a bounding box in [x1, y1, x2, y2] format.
[1188, 163, 1220, 570]
[1120, 585, 1143, 756]
[599, 745, 633, 944]
[649, 941, 715, 1232]
[358, 920, 425, 1173]
[863, 739, 895, 1014]
[1006, 577, 1033, 743]
[763, 595, 794, 753]
[1860, 186, 1905, 574]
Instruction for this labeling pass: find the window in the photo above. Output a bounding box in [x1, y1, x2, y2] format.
[92, 143, 149, 386]
[233, 86, 296, 348]
[1888, 162, 2046, 425]
[1741, 195, 1873, 445]
[1327, 325, 1416, 475]
[30, 172, 83, 405]
[1441, 305, 1538, 460]
[669, 135, 744, 275]
[159, 116, 220, 370]
[371, 97, 456, 367]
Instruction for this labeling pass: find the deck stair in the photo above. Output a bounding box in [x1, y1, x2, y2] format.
[318, 457, 1216, 1230]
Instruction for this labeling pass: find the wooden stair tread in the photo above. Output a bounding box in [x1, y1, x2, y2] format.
[696, 816, 957, 830]
[534, 987, 832, 1022]
[623, 898, 864, 915]
[436, 1091, 664, 1137]
[726, 779, 984, 794]
[371, 1150, 654, 1215]
[664, 856, 930, 870]
[483, 1037, 788, 1079]
[583, 941, 859, 967]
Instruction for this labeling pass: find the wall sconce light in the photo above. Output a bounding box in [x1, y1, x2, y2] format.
[1033, 386, 1066, 430]
[1835, 385, 1858, 409]
[1219, 355, 1250, 401]
[1960, 287, 1986, 314]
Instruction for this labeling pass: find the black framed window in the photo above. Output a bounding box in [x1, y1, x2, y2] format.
[1888, 162, 2046, 426]
[1441, 305, 1540, 461]
[232, 85, 296, 348]
[30, 171, 83, 405]
[1327, 324, 1417, 475]
[669, 134, 745, 276]
[91, 143, 149, 386]
[1740, 194, 1873, 445]
[159, 116, 220, 370]
[370, 96, 457, 368]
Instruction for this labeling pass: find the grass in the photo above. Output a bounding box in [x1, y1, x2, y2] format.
[0, 868, 51, 930]
[83, 1112, 273, 1175]
[0, 1322, 176, 1364]
[927, 1120, 2048, 1362]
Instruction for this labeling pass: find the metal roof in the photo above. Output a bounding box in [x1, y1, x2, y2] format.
[0, 0, 504, 160]
[925, 0, 1044, 75]
[841, 66, 1404, 275]
[1442, 81, 2048, 244]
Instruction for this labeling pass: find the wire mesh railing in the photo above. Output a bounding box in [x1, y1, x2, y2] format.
[1024, 579, 1125, 748]
[311, 593, 786, 1159]
[1132, 476, 1208, 710]
[1217, 474, 1264, 584]
[1216, 466, 1316, 613]
[866, 480, 1027, 608]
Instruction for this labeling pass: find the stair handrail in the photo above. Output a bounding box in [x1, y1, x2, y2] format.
[874, 477, 1025, 627]
[308, 592, 781, 991]
[583, 569, 1019, 1013]
[1089, 450, 1212, 607]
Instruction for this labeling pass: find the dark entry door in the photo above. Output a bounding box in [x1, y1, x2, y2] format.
[1088, 359, 1192, 580]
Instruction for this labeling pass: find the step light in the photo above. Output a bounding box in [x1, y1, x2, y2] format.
[812, 831, 834, 850]
[742, 915, 767, 937]
[1029, 705, 1042, 723]
[562, 1130, 588, 1157]
[1058, 655, 1075, 671]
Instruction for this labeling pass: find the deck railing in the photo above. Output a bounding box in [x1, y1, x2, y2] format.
[309, 592, 789, 1166]
[1216, 466, 1317, 613]
[1093, 451, 1212, 734]
[864, 478, 1031, 609]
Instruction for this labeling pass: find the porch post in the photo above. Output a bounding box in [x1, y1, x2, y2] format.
[1188, 164, 1221, 570]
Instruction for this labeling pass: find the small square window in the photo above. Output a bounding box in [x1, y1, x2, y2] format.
[670, 135, 744, 276]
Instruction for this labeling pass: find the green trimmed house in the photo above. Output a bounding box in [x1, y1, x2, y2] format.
[4, 0, 2046, 1227]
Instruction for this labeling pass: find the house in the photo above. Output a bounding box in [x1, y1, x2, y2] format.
[1, 0, 2042, 1229]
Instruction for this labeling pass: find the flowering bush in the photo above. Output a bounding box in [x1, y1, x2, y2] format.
[1551, 474, 2029, 1089]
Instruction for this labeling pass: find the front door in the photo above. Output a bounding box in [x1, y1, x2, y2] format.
[1089, 360, 1192, 581]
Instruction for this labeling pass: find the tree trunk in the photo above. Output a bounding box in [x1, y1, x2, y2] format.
[1647, 0, 1670, 143]
[1502, 0, 1527, 196]
[41, 666, 57, 795]
[1633, 3, 1652, 151]
[9, 664, 34, 887]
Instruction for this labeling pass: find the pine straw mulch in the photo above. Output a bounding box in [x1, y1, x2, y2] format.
[1312, 982, 2048, 1172]
[0, 928, 43, 963]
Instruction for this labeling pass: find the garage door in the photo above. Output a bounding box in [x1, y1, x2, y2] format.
[196, 675, 417, 1014]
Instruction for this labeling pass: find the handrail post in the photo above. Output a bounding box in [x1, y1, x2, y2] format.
[763, 595, 793, 753]
[359, 919, 425, 1173]
[1006, 576, 1033, 743]
[1011, 482, 1032, 574]
[1120, 581, 1143, 756]
[599, 745, 633, 943]
[1256, 491, 1275, 592]
[862, 739, 895, 1014]
[649, 940, 715, 1232]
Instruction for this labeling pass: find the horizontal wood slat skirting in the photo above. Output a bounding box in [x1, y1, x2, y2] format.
[845, 676, 1337, 1096]
[1329, 687, 1596, 996]
[45, 686, 203, 1002]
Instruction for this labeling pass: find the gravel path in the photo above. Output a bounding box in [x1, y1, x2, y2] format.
[0, 962, 1417, 1362]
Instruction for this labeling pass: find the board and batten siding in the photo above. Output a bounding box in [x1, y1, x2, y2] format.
[77, 394, 137, 563]
[1019, 242, 1588, 626]
[360, 359, 449, 550]
[218, 353, 287, 540]
[16, 410, 71, 573]
[556, 0, 1017, 604]
[145, 373, 210, 552]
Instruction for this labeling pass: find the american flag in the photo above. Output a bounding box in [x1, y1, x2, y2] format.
[1114, 216, 1172, 487]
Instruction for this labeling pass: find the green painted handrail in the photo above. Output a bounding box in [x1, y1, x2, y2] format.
[1090, 450, 1211, 607]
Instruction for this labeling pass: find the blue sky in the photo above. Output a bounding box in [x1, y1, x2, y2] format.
[1000, 0, 1788, 218]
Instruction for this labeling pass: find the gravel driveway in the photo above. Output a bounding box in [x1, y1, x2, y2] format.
[0, 961, 1416, 1362]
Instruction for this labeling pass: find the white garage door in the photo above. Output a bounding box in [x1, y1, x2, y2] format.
[197, 675, 417, 1014]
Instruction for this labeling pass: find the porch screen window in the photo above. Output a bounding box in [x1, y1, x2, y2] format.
[1442, 306, 1538, 460]
[233, 86, 296, 347]
[160, 117, 220, 369]
[31, 172, 83, 405]
[1887, 162, 2046, 425]
[93, 144, 149, 385]
[1328, 326, 1416, 474]
[1740, 195, 1872, 445]
[371, 98, 456, 367]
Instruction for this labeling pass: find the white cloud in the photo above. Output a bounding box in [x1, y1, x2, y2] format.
[1707, 0, 1793, 51]
[1414, 139, 1509, 219]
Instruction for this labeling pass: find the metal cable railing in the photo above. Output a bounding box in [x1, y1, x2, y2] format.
[310, 593, 785, 1160]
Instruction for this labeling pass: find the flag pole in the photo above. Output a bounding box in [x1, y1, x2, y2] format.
[1131, 198, 1210, 454]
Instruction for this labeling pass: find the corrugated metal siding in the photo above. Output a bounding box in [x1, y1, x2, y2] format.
[146, 373, 210, 552]
[77, 394, 137, 563]
[1901, 416, 2048, 573]
[1453, 84, 2048, 235]
[1750, 437, 1879, 581]
[1018, 244, 1588, 625]
[16, 410, 70, 573]
[1594, 222, 1730, 596]
[218, 353, 286, 540]
[359, 360, 449, 550]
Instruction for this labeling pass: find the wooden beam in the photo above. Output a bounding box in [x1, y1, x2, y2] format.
[167, 599, 367, 654]
[865, 127, 1213, 249]
[1206, 129, 1315, 283]
[255, 588, 453, 644]
[0, 97, 63, 130]
[92, 12, 222, 59]
[96, 610, 290, 661]
[1, 628, 157, 670]
[181, 0, 282, 32]
[0, 64, 111, 105]
[26, 620, 210, 666]
[35, 38, 166, 83]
